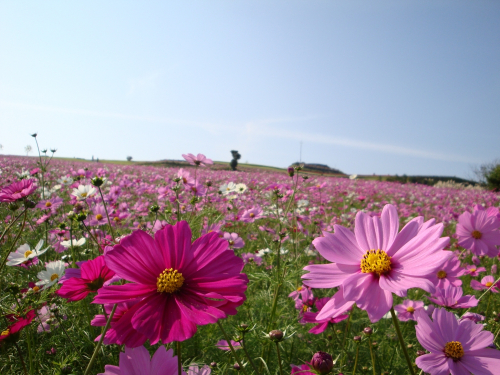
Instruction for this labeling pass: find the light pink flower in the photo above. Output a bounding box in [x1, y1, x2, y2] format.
[240, 206, 264, 223]
[427, 285, 478, 309]
[393, 299, 425, 322]
[182, 153, 213, 167]
[303, 205, 450, 322]
[471, 275, 499, 293]
[456, 208, 500, 257]
[223, 232, 245, 249]
[0, 179, 37, 202]
[464, 264, 486, 277]
[428, 254, 465, 289]
[216, 340, 241, 351]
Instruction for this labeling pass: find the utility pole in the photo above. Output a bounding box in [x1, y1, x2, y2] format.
[299, 141, 302, 163]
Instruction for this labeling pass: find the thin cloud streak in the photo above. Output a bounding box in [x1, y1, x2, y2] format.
[1, 100, 480, 164]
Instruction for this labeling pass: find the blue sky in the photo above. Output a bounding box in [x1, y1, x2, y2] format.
[1, 1, 499, 178]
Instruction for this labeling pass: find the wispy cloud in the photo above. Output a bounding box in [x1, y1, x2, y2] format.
[0, 100, 480, 163]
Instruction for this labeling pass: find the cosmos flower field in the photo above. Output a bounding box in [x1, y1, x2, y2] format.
[1, 149, 500, 375]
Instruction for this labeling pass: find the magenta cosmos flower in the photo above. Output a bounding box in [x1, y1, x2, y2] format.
[428, 285, 478, 309]
[0, 179, 37, 202]
[456, 208, 500, 258]
[471, 275, 499, 293]
[415, 307, 500, 375]
[393, 299, 425, 322]
[301, 297, 349, 334]
[94, 221, 248, 344]
[182, 153, 213, 167]
[302, 204, 450, 322]
[99, 346, 183, 375]
[428, 254, 465, 289]
[57, 256, 116, 301]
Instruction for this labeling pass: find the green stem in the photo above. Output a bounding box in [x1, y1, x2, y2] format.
[340, 308, 353, 368]
[352, 344, 359, 375]
[368, 338, 376, 375]
[485, 292, 492, 320]
[15, 342, 28, 375]
[177, 341, 182, 375]
[390, 306, 415, 375]
[241, 338, 259, 375]
[83, 304, 117, 375]
[0, 209, 28, 275]
[54, 312, 84, 362]
[0, 208, 27, 244]
[275, 342, 284, 375]
[216, 321, 248, 375]
[97, 186, 116, 240]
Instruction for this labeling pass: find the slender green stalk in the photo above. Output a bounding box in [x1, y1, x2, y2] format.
[26, 326, 33, 374]
[0, 209, 28, 275]
[485, 292, 492, 320]
[54, 312, 84, 362]
[241, 338, 259, 375]
[0, 208, 27, 244]
[14, 342, 28, 375]
[352, 344, 359, 375]
[217, 321, 248, 375]
[390, 306, 415, 375]
[368, 338, 376, 375]
[463, 275, 500, 316]
[340, 308, 353, 368]
[83, 304, 117, 375]
[177, 341, 182, 375]
[275, 342, 284, 375]
[97, 186, 116, 240]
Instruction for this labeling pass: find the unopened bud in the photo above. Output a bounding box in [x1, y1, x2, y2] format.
[8, 202, 20, 211]
[91, 177, 104, 187]
[269, 329, 284, 342]
[76, 213, 87, 222]
[233, 363, 240, 371]
[363, 327, 373, 336]
[287, 167, 295, 177]
[149, 205, 160, 213]
[24, 199, 36, 209]
[310, 351, 334, 375]
[353, 335, 362, 342]
[416, 350, 426, 357]
[210, 362, 217, 368]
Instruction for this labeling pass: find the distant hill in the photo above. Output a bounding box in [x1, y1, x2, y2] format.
[290, 162, 345, 175]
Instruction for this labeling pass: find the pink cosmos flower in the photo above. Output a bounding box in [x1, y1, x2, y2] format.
[57, 256, 116, 301]
[223, 232, 245, 249]
[427, 285, 478, 309]
[188, 365, 211, 375]
[0, 310, 36, 343]
[92, 301, 147, 347]
[241, 253, 263, 265]
[35, 197, 64, 211]
[428, 254, 465, 289]
[37, 304, 59, 333]
[177, 169, 195, 185]
[464, 264, 486, 277]
[303, 205, 450, 322]
[98, 346, 183, 375]
[288, 285, 312, 302]
[393, 300, 425, 322]
[301, 297, 349, 334]
[459, 313, 485, 324]
[240, 206, 264, 223]
[471, 275, 499, 293]
[182, 153, 213, 167]
[290, 363, 314, 375]
[0, 179, 37, 202]
[89, 204, 108, 226]
[456, 208, 500, 257]
[414, 307, 500, 375]
[216, 340, 242, 351]
[93, 221, 248, 344]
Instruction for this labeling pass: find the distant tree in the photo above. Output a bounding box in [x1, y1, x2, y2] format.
[473, 159, 500, 189]
[25, 145, 32, 156]
[126, 156, 133, 162]
[230, 150, 241, 171]
[0, 144, 3, 152]
[486, 164, 500, 191]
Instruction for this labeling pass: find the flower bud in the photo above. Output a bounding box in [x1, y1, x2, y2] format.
[363, 327, 373, 336]
[302, 176, 309, 180]
[268, 330, 284, 342]
[8, 202, 20, 211]
[310, 351, 334, 375]
[149, 205, 160, 213]
[233, 363, 240, 371]
[353, 335, 362, 342]
[76, 213, 87, 222]
[31, 133, 37, 138]
[206, 180, 213, 187]
[416, 350, 426, 357]
[287, 167, 295, 177]
[91, 177, 104, 187]
[24, 199, 36, 209]
[210, 362, 217, 368]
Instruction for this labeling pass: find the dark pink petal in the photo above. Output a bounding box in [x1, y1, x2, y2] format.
[93, 284, 156, 304]
[57, 278, 90, 301]
[175, 294, 226, 325]
[106, 231, 163, 285]
[302, 263, 355, 288]
[154, 221, 194, 271]
[308, 321, 329, 334]
[415, 353, 449, 375]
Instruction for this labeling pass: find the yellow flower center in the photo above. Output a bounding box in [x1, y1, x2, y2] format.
[157, 268, 185, 293]
[249, 213, 255, 218]
[444, 341, 464, 360]
[437, 270, 447, 279]
[229, 240, 234, 246]
[406, 307, 415, 313]
[470, 268, 476, 272]
[32, 286, 40, 292]
[1, 329, 9, 336]
[472, 230, 482, 239]
[360, 250, 392, 276]
[50, 273, 59, 281]
[96, 214, 103, 220]
[45, 202, 52, 207]
[297, 286, 303, 291]
[302, 305, 308, 312]
[24, 250, 33, 258]
[81, 192, 87, 197]
[113, 217, 120, 222]
[485, 282, 493, 287]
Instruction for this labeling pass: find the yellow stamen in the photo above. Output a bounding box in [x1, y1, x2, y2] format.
[485, 282, 493, 287]
[302, 305, 308, 312]
[157, 268, 185, 293]
[472, 230, 482, 239]
[32, 286, 40, 292]
[444, 341, 464, 360]
[45, 202, 52, 207]
[96, 214, 103, 220]
[1, 329, 9, 336]
[24, 250, 33, 258]
[437, 270, 447, 279]
[406, 307, 415, 313]
[50, 273, 59, 281]
[360, 250, 392, 276]
[249, 213, 255, 218]
[470, 268, 476, 272]
[297, 286, 303, 291]
[81, 192, 87, 197]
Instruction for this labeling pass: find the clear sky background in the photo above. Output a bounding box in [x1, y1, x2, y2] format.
[1, 1, 499, 178]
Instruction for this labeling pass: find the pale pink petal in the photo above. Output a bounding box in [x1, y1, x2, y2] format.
[356, 282, 393, 322]
[461, 348, 500, 374]
[316, 288, 354, 321]
[312, 230, 362, 265]
[302, 263, 355, 288]
[415, 353, 449, 375]
[342, 273, 375, 302]
[380, 204, 399, 251]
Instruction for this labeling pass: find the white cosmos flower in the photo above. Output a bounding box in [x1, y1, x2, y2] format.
[72, 185, 96, 201]
[235, 183, 247, 194]
[297, 200, 309, 208]
[256, 248, 271, 257]
[36, 261, 66, 289]
[60, 238, 86, 248]
[220, 182, 237, 195]
[6, 240, 49, 266]
[349, 174, 358, 180]
[58, 176, 74, 185]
